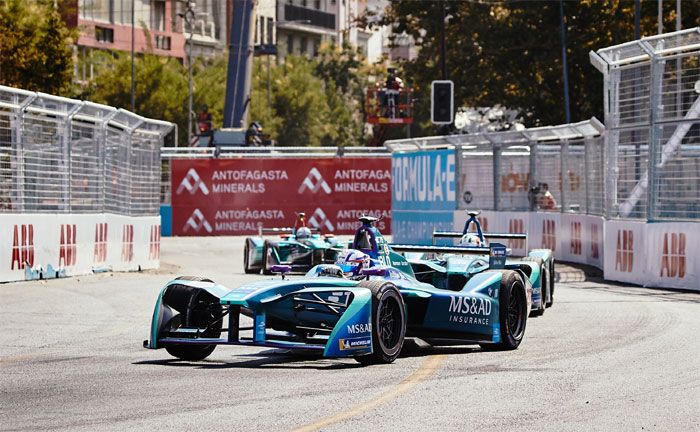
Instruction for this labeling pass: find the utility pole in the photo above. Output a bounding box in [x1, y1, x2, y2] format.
[185, 1, 196, 146]
[130, 0, 135, 112]
[559, 0, 571, 124]
[440, 0, 447, 80]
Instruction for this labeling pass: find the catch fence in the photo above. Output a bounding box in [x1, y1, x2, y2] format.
[591, 27, 700, 221]
[0, 86, 173, 216]
[386, 119, 605, 217]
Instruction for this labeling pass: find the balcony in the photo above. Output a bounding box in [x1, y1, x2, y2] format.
[282, 4, 335, 30]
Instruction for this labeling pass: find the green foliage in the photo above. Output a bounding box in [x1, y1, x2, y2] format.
[0, 0, 76, 95]
[382, 0, 700, 136]
[83, 52, 189, 143]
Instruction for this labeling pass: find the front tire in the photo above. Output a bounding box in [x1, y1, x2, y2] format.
[480, 270, 527, 351]
[355, 280, 406, 365]
[163, 282, 222, 361]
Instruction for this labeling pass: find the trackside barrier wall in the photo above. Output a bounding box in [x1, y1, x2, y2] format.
[0, 86, 171, 282]
[0, 214, 160, 282]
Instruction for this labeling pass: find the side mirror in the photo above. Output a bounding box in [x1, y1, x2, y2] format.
[360, 267, 387, 278]
[270, 265, 292, 279]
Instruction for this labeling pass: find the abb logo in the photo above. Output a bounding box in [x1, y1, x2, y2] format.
[660, 233, 686, 278]
[590, 223, 600, 259]
[501, 173, 529, 193]
[541, 220, 556, 251]
[308, 208, 334, 232]
[570, 221, 582, 256]
[94, 223, 108, 263]
[177, 168, 210, 195]
[10, 224, 34, 270]
[508, 219, 525, 249]
[59, 224, 77, 267]
[149, 225, 161, 260]
[615, 229, 634, 273]
[298, 167, 331, 194]
[121, 225, 134, 262]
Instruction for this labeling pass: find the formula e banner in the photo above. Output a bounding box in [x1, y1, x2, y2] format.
[171, 157, 391, 235]
[392, 149, 456, 211]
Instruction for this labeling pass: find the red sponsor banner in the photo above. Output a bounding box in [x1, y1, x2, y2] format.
[171, 158, 392, 235]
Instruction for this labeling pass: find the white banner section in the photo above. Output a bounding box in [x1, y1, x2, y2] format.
[1, 213, 160, 282]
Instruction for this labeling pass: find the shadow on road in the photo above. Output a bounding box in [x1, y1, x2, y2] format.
[132, 339, 486, 370]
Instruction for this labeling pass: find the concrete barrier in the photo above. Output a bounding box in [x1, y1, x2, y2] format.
[1, 213, 160, 282]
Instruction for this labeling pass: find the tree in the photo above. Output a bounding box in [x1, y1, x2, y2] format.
[381, 0, 700, 136]
[84, 51, 189, 144]
[0, 0, 76, 95]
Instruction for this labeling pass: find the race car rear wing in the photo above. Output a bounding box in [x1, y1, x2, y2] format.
[259, 227, 321, 235]
[390, 243, 508, 268]
[432, 231, 526, 240]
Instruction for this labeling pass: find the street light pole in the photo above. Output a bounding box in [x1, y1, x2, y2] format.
[130, 0, 135, 112]
[185, 2, 195, 146]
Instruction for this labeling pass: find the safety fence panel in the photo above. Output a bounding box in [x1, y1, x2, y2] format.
[171, 157, 391, 236]
[0, 85, 173, 216]
[457, 143, 493, 211]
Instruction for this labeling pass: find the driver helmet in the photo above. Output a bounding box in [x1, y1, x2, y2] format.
[335, 249, 370, 276]
[295, 227, 312, 240]
[459, 233, 483, 247]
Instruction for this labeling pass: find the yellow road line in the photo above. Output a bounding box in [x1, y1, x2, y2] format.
[290, 354, 447, 432]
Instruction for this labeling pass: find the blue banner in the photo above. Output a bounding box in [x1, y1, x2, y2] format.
[392, 210, 454, 245]
[392, 149, 457, 211]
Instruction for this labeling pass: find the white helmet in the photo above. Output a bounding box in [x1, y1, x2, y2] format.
[335, 249, 370, 276]
[459, 233, 483, 247]
[296, 227, 312, 240]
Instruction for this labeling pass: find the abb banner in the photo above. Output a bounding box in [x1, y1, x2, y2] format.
[171, 158, 392, 236]
[0, 213, 160, 283]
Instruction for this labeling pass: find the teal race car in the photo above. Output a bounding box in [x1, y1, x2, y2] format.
[145, 216, 536, 364]
[428, 211, 555, 317]
[243, 212, 343, 275]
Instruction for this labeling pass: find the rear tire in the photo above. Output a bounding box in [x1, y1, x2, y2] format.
[243, 241, 260, 274]
[547, 258, 555, 307]
[524, 257, 546, 317]
[480, 270, 527, 351]
[355, 280, 406, 365]
[262, 241, 274, 275]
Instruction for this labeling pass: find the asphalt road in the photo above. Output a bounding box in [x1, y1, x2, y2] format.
[1, 236, 699, 431]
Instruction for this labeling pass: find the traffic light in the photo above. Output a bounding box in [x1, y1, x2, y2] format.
[431, 80, 454, 124]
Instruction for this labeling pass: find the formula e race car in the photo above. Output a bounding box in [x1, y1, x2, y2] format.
[145, 216, 534, 364]
[428, 211, 555, 317]
[243, 212, 343, 275]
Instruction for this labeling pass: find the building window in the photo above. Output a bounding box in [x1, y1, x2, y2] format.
[94, 26, 114, 43]
[314, 0, 320, 9]
[287, 35, 294, 54]
[300, 37, 307, 54]
[259, 16, 265, 45]
[80, 0, 112, 23]
[301, 0, 307, 7]
[152, 0, 166, 32]
[114, 0, 133, 24]
[155, 35, 171, 50]
[267, 17, 274, 44]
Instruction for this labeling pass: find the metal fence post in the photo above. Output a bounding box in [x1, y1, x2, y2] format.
[584, 137, 592, 214]
[64, 103, 84, 213]
[641, 41, 663, 222]
[560, 139, 569, 212]
[12, 93, 37, 213]
[528, 138, 538, 211]
[492, 142, 501, 211]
